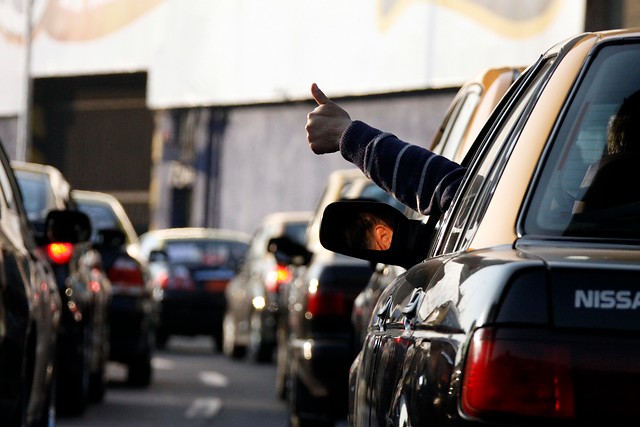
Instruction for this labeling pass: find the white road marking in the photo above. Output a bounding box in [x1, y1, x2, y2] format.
[151, 357, 175, 370]
[199, 371, 229, 387]
[185, 398, 223, 419]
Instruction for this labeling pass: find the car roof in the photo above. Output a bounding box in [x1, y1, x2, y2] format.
[140, 227, 252, 244]
[260, 210, 313, 226]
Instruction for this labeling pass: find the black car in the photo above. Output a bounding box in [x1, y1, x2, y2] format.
[320, 28, 640, 427]
[271, 169, 405, 427]
[139, 227, 250, 352]
[223, 210, 311, 362]
[72, 189, 156, 387]
[0, 141, 68, 426]
[13, 161, 112, 416]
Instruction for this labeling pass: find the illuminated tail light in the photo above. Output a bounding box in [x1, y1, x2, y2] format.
[462, 327, 575, 420]
[265, 265, 293, 293]
[108, 257, 145, 294]
[307, 290, 346, 316]
[156, 271, 169, 289]
[47, 243, 73, 265]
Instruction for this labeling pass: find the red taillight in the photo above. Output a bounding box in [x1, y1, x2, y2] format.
[307, 290, 346, 316]
[462, 328, 574, 420]
[265, 265, 293, 293]
[108, 257, 144, 287]
[157, 271, 169, 289]
[47, 243, 73, 265]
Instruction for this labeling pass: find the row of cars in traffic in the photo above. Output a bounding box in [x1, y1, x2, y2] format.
[0, 158, 162, 426]
[219, 28, 640, 427]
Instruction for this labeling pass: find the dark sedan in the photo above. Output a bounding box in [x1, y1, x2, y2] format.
[139, 227, 250, 352]
[72, 189, 157, 387]
[13, 161, 112, 416]
[320, 28, 640, 427]
[0, 142, 65, 427]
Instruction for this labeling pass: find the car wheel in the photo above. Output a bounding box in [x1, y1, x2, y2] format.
[275, 321, 289, 400]
[88, 362, 106, 403]
[212, 322, 224, 353]
[155, 329, 169, 350]
[288, 371, 334, 427]
[127, 348, 153, 387]
[248, 311, 273, 363]
[222, 311, 246, 359]
[57, 326, 90, 416]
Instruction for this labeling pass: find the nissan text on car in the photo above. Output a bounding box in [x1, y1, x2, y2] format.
[319, 29, 640, 426]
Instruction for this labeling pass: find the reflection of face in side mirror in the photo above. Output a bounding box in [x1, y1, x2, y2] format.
[321, 200, 436, 269]
[342, 211, 395, 251]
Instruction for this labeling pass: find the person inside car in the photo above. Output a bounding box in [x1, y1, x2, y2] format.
[305, 83, 466, 216]
[574, 89, 640, 214]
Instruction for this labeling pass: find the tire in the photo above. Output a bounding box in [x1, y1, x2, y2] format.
[248, 311, 273, 363]
[56, 326, 90, 416]
[127, 348, 153, 388]
[155, 329, 169, 350]
[88, 363, 106, 403]
[275, 322, 289, 400]
[288, 372, 334, 427]
[222, 312, 246, 359]
[35, 370, 57, 427]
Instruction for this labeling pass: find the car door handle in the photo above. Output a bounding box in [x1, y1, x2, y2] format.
[375, 296, 392, 331]
[402, 288, 424, 330]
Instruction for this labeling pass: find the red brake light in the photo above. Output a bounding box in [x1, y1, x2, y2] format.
[108, 257, 144, 287]
[265, 265, 293, 293]
[47, 243, 73, 265]
[462, 327, 574, 420]
[307, 290, 346, 316]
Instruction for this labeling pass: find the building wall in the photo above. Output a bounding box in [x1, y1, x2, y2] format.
[150, 89, 456, 235]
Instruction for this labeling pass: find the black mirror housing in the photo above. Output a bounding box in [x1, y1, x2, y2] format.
[267, 236, 313, 266]
[320, 201, 434, 269]
[45, 210, 92, 244]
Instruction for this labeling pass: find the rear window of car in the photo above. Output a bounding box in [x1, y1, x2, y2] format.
[14, 170, 55, 221]
[76, 201, 121, 241]
[525, 41, 640, 239]
[165, 239, 248, 268]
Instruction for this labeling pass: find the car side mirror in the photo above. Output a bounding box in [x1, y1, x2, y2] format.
[45, 210, 92, 244]
[267, 236, 313, 267]
[320, 200, 433, 269]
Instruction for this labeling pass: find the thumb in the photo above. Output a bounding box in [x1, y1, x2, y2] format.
[311, 83, 330, 106]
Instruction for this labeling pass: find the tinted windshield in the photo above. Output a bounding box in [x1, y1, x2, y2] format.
[526, 42, 640, 239]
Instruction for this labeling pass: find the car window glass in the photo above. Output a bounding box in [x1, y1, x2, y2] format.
[165, 239, 248, 268]
[438, 86, 482, 160]
[525, 42, 640, 239]
[76, 201, 121, 241]
[435, 58, 555, 255]
[14, 170, 55, 221]
[283, 221, 308, 246]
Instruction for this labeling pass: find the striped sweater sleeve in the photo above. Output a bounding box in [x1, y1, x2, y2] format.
[340, 120, 466, 216]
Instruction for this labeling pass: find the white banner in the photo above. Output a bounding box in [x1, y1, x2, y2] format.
[0, 0, 586, 114]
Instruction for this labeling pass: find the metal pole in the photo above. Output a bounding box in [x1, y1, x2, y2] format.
[16, 0, 33, 162]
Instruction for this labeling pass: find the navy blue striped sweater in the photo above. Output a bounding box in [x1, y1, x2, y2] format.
[340, 120, 466, 216]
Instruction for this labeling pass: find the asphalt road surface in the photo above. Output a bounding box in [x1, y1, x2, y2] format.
[58, 336, 291, 427]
